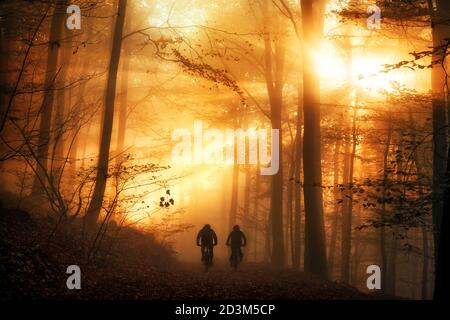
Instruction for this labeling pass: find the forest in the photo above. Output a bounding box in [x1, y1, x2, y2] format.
[0, 0, 449, 301]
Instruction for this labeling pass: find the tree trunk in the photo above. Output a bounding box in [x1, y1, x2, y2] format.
[53, 26, 72, 180]
[429, 0, 450, 266]
[0, 4, 12, 174]
[116, 31, 130, 157]
[411, 112, 429, 299]
[262, 0, 285, 267]
[292, 81, 303, 270]
[31, 1, 66, 194]
[328, 138, 341, 276]
[0, 3, 11, 130]
[386, 134, 405, 295]
[341, 107, 356, 283]
[380, 116, 392, 293]
[301, 0, 328, 279]
[253, 165, 260, 261]
[265, 214, 272, 263]
[421, 225, 429, 299]
[229, 162, 239, 229]
[387, 232, 397, 295]
[350, 203, 362, 286]
[433, 1, 450, 298]
[244, 163, 251, 230]
[434, 136, 450, 300]
[417, 170, 430, 300]
[85, 0, 127, 229]
[287, 146, 295, 266]
[69, 16, 94, 173]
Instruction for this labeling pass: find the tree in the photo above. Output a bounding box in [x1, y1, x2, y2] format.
[85, 0, 127, 229]
[53, 21, 73, 176]
[262, 0, 286, 267]
[341, 106, 357, 283]
[116, 11, 131, 158]
[434, 141, 450, 300]
[431, 0, 450, 302]
[328, 137, 341, 275]
[301, 0, 328, 279]
[31, 0, 66, 194]
[428, 0, 450, 270]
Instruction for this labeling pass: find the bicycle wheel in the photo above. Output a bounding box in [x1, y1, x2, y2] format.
[230, 251, 239, 271]
[204, 247, 211, 272]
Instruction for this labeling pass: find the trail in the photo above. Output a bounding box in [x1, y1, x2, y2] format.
[0, 209, 377, 300]
[76, 262, 373, 300]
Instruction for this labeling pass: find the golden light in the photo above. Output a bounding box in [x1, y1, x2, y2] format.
[317, 42, 348, 85]
[147, 1, 208, 29]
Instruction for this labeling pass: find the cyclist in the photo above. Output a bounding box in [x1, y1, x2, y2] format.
[226, 225, 247, 265]
[196, 224, 218, 264]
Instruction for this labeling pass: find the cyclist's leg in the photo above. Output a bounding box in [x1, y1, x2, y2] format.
[238, 246, 243, 262]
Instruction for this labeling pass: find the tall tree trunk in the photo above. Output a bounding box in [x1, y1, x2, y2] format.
[262, 0, 285, 266]
[54, 36, 71, 155]
[434, 131, 450, 300]
[0, 3, 11, 131]
[301, 0, 328, 279]
[85, 0, 127, 229]
[69, 16, 94, 173]
[429, 0, 450, 266]
[287, 146, 295, 266]
[350, 203, 362, 286]
[341, 107, 356, 283]
[433, 1, 450, 298]
[243, 163, 251, 230]
[387, 232, 397, 295]
[243, 161, 252, 258]
[229, 162, 239, 229]
[253, 165, 260, 261]
[411, 112, 429, 299]
[386, 134, 405, 295]
[328, 138, 341, 276]
[265, 215, 272, 263]
[380, 116, 392, 293]
[229, 101, 240, 230]
[116, 29, 130, 157]
[32, 1, 66, 194]
[0, 4, 12, 174]
[53, 26, 72, 182]
[421, 225, 429, 299]
[292, 83, 303, 269]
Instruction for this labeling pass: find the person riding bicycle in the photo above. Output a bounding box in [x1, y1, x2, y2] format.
[196, 224, 218, 263]
[226, 225, 247, 265]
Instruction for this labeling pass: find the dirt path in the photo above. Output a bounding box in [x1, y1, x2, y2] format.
[0, 210, 376, 300]
[74, 262, 373, 300]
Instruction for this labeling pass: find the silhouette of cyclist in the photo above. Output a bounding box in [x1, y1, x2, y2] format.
[196, 224, 218, 263]
[226, 225, 247, 264]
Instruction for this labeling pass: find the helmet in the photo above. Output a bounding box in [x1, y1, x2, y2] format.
[204, 224, 211, 229]
[233, 225, 240, 231]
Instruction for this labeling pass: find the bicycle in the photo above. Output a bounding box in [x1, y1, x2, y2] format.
[229, 247, 243, 271]
[202, 246, 213, 272]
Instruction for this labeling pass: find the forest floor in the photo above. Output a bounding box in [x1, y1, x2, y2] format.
[0, 205, 381, 300]
[73, 262, 376, 300]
